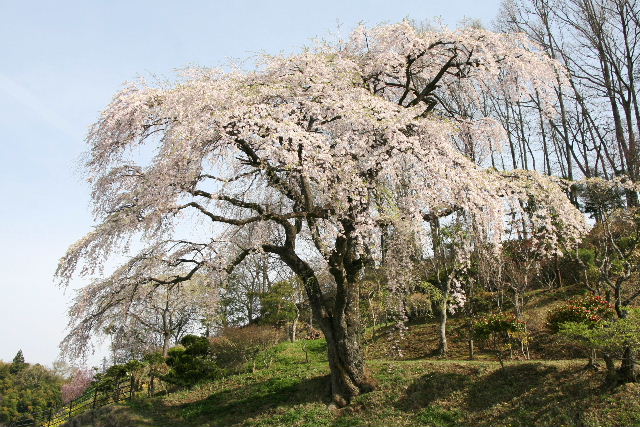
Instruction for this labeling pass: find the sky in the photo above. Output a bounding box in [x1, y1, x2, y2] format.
[0, 0, 501, 367]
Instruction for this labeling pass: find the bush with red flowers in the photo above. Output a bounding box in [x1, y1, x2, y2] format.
[546, 294, 614, 333]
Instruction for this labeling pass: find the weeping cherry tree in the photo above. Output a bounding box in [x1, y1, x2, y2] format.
[57, 21, 587, 406]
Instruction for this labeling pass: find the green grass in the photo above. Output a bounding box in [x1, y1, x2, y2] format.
[70, 340, 640, 427]
[63, 286, 640, 427]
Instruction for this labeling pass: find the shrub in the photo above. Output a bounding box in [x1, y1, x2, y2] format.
[474, 312, 526, 341]
[406, 282, 441, 321]
[143, 352, 169, 395]
[547, 294, 614, 333]
[164, 335, 220, 386]
[94, 364, 127, 391]
[210, 325, 283, 371]
[473, 312, 528, 365]
[559, 308, 640, 356]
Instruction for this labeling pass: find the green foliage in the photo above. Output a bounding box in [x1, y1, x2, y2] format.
[467, 291, 504, 315]
[416, 281, 444, 301]
[10, 350, 26, 374]
[550, 248, 599, 287]
[406, 292, 435, 320]
[165, 335, 221, 386]
[94, 363, 128, 392]
[579, 181, 626, 222]
[473, 312, 526, 342]
[473, 312, 528, 362]
[0, 360, 63, 424]
[143, 351, 168, 377]
[559, 308, 640, 356]
[547, 294, 614, 333]
[576, 248, 596, 266]
[406, 281, 442, 320]
[359, 274, 390, 327]
[124, 359, 145, 373]
[259, 280, 300, 326]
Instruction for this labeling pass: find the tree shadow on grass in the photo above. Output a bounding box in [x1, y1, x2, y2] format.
[397, 372, 472, 410]
[395, 362, 594, 427]
[467, 363, 557, 411]
[138, 374, 331, 427]
[464, 362, 599, 426]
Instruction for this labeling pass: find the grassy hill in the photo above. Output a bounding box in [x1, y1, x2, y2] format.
[62, 288, 640, 427]
[63, 340, 640, 427]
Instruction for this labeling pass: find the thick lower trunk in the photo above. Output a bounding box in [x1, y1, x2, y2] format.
[619, 346, 639, 383]
[321, 317, 373, 407]
[265, 237, 374, 407]
[617, 308, 638, 383]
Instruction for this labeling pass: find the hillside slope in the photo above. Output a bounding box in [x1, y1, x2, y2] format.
[61, 287, 640, 427]
[63, 340, 640, 427]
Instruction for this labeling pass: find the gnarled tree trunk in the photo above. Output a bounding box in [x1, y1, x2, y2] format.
[267, 238, 375, 407]
[319, 312, 373, 406]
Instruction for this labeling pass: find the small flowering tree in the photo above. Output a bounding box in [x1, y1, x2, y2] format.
[473, 312, 527, 367]
[61, 368, 95, 403]
[57, 21, 586, 406]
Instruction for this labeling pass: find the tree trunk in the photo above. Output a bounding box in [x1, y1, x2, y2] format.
[617, 304, 638, 383]
[586, 348, 599, 370]
[322, 258, 374, 407]
[438, 287, 449, 357]
[162, 333, 171, 357]
[438, 303, 448, 357]
[149, 375, 155, 396]
[619, 346, 639, 383]
[604, 353, 618, 385]
[319, 315, 373, 407]
[290, 315, 298, 342]
[369, 296, 378, 340]
[267, 242, 374, 407]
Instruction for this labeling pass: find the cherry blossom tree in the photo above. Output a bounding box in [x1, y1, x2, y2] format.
[57, 21, 587, 406]
[61, 368, 95, 403]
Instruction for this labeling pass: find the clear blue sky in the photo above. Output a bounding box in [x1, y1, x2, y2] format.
[0, 0, 501, 366]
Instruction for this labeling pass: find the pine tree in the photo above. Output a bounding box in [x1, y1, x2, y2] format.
[10, 350, 26, 373]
